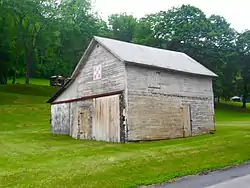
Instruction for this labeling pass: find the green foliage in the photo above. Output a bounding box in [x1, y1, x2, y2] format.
[0, 2, 249, 106]
[132, 5, 249, 105]
[0, 83, 250, 187]
[0, 0, 101, 83]
[108, 13, 138, 42]
[236, 30, 250, 107]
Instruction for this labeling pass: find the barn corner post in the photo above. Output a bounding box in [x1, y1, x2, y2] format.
[119, 92, 126, 143]
[50, 104, 53, 135]
[189, 104, 193, 136]
[211, 97, 216, 134]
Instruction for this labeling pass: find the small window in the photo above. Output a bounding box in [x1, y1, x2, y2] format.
[93, 64, 102, 80]
[148, 71, 161, 89]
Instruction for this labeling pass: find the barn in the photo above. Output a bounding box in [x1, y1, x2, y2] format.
[47, 36, 217, 143]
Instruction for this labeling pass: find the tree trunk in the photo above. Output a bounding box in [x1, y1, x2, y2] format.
[242, 82, 248, 108]
[12, 57, 18, 84]
[242, 99, 247, 108]
[25, 51, 33, 85]
[12, 71, 16, 84]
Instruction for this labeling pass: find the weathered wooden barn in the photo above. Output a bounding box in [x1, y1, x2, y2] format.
[47, 36, 217, 143]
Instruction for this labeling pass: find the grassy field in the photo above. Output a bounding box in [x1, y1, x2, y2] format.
[7, 77, 50, 86]
[0, 84, 250, 188]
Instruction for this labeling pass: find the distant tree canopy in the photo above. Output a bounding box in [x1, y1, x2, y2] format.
[0, 2, 249, 107]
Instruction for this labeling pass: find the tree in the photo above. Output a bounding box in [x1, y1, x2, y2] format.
[3, 0, 59, 84]
[0, 0, 100, 82]
[205, 15, 238, 100]
[133, 16, 163, 47]
[0, 1, 11, 84]
[236, 30, 250, 108]
[108, 13, 137, 42]
[55, 0, 100, 74]
[133, 5, 239, 102]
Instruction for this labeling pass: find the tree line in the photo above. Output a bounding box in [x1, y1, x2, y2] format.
[0, 0, 249, 107]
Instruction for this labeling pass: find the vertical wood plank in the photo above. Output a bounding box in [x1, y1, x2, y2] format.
[71, 107, 79, 139]
[92, 94, 120, 142]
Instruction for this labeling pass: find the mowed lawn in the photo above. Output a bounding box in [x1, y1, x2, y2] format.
[7, 77, 50, 86]
[0, 84, 250, 188]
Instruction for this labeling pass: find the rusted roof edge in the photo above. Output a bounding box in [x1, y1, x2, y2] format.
[50, 90, 124, 105]
[47, 79, 74, 103]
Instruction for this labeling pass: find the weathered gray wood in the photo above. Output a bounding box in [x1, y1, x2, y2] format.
[77, 44, 125, 98]
[51, 103, 70, 135]
[50, 40, 215, 143]
[126, 64, 215, 141]
[51, 43, 125, 141]
[55, 44, 125, 102]
[70, 100, 92, 139]
[92, 94, 120, 142]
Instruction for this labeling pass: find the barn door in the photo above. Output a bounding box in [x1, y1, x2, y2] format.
[78, 107, 91, 140]
[182, 105, 192, 137]
[92, 94, 120, 142]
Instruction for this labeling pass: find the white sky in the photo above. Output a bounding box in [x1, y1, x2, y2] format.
[93, 0, 250, 32]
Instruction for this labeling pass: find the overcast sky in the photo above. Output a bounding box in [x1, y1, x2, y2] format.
[93, 0, 250, 32]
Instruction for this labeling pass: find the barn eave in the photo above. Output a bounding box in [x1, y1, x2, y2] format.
[125, 60, 218, 78]
[47, 78, 74, 103]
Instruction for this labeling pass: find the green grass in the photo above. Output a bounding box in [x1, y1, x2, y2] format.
[220, 101, 250, 109]
[7, 77, 50, 86]
[0, 83, 55, 97]
[1, 83, 250, 188]
[215, 103, 250, 122]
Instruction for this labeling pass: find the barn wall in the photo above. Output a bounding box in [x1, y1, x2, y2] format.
[126, 64, 215, 141]
[54, 79, 78, 102]
[54, 43, 125, 102]
[51, 43, 126, 140]
[77, 44, 125, 98]
[51, 103, 70, 135]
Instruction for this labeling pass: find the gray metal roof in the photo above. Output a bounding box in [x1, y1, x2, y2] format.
[94, 36, 217, 77]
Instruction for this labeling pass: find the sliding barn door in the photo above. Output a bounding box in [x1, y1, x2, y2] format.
[92, 94, 120, 142]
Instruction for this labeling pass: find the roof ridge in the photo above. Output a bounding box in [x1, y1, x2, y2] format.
[94, 36, 217, 77]
[94, 36, 184, 55]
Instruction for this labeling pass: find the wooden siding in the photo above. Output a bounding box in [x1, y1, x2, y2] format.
[126, 64, 215, 141]
[54, 79, 78, 103]
[51, 43, 126, 142]
[127, 94, 191, 141]
[77, 44, 125, 98]
[50, 41, 215, 142]
[65, 94, 122, 142]
[51, 103, 70, 134]
[92, 95, 120, 142]
[54, 44, 125, 102]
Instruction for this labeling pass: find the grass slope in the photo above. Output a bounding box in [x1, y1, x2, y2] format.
[0, 84, 250, 188]
[0, 84, 55, 97]
[7, 77, 50, 86]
